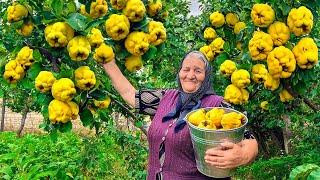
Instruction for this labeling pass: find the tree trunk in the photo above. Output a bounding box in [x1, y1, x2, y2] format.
[282, 114, 292, 154]
[17, 106, 29, 137]
[270, 130, 285, 154]
[114, 112, 120, 129]
[258, 131, 270, 158]
[127, 117, 130, 131]
[95, 123, 100, 136]
[0, 96, 5, 132]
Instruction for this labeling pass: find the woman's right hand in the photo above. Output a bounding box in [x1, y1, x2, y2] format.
[103, 58, 116, 67]
[101, 57, 136, 108]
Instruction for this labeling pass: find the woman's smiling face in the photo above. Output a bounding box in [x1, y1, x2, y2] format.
[179, 53, 206, 93]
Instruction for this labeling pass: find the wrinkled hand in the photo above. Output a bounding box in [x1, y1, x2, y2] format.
[102, 58, 117, 71]
[103, 58, 115, 65]
[204, 141, 248, 169]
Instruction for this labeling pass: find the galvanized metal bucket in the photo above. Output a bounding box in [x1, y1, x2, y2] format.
[185, 107, 248, 178]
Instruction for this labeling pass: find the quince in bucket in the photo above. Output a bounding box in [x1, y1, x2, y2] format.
[205, 108, 225, 128]
[198, 119, 217, 130]
[221, 112, 244, 130]
[188, 109, 206, 126]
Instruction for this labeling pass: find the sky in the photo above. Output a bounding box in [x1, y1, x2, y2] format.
[188, 0, 202, 17]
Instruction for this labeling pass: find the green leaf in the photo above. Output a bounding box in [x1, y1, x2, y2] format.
[214, 52, 228, 66]
[0, 165, 13, 177]
[135, 121, 143, 128]
[278, 3, 291, 16]
[27, 62, 41, 80]
[84, 1, 91, 13]
[289, 164, 320, 180]
[36, 92, 52, 106]
[26, 164, 42, 179]
[116, 48, 130, 60]
[33, 171, 57, 179]
[293, 81, 307, 95]
[66, 1, 77, 15]
[52, 0, 63, 17]
[49, 130, 58, 142]
[236, 30, 244, 42]
[143, 46, 157, 60]
[59, 121, 72, 133]
[132, 16, 148, 32]
[32, 14, 42, 25]
[80, 108, 93, 127]
[98, 110, 111, 123]
[33, 49, 42, 63]
[85, 19, 105, 33]
[66, 172, 74, 178]
[0, 54, 7, 68]
[20, 78, 34, 89]
[0, 88, 4, 97]
[0, 41, 7, 64]
[0, 153, 17, 162]
[90, 89, 107, 100]
[41, 107, 50, 120]
[74, 93, 82, 104]
[240, 51, 251, 64]
[11, 20, 24, 29]
[57, 63, 73, 79]
[308, 168, 320, 180]
[66, 13, 89, 32]
[42, 11, 56, 22]
[39, 121, 49, 130]
[223, 41, 231, 54]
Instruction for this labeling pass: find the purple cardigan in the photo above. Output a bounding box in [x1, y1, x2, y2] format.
[147, 89, 223, 180]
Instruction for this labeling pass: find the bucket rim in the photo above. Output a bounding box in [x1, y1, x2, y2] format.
[185, 107, 248, 132]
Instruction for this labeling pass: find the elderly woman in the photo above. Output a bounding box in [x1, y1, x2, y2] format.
[103, 51, 258, 180]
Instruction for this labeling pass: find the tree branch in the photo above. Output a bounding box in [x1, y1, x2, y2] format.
[249, 85, 260, 99]
[0, 94, 6, 132]
[302, 97, 319, 112]
[103, 90, 147, 135]
[17, 105, 29, 137]
[23, 41, 60, 72]
[16, 96, 32, 137]
[80, 93, 91, 112]
[110, 97, 147, 136]
[284, 82, 319, 112]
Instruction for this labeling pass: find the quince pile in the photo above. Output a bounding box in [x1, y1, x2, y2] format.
[188, 108, 245, 130]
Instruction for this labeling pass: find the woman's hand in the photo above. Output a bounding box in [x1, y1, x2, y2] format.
[101, 57, 136, 107]
[102, 58, 116, 67]
[204, 141, 246, 169]
[204, 139, 258, 169]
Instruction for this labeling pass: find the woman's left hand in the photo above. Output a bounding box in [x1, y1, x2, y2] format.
[204, 141, 247, 169]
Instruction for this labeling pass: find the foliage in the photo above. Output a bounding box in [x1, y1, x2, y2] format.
[0, 130, 147, 179]
[0, 0, 319, 179]
[235, 143, 320, 179]
[289, 163, 320, 180]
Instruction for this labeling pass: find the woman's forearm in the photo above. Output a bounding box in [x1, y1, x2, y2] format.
[240, 139, 259, 165]
[103, 61, 136, 107]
